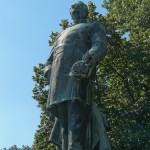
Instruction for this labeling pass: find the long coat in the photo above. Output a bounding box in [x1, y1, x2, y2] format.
[44, 21, 107, 116]
[49, 102, 111, 150]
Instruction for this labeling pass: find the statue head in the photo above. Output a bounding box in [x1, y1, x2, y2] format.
[70, 1, 88, 24]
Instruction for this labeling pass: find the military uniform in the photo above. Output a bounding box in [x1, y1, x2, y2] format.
[45, 21, 106, 112]
[44, 21, 108, 150]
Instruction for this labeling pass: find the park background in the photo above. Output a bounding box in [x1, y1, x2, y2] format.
[0, 0, 106, 148]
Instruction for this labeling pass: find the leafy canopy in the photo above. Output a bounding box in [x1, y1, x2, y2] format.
[32, 1, 150, 149]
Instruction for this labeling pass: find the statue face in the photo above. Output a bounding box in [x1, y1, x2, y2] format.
[70, 3, 81, 20]
[70, 1, 88, 21]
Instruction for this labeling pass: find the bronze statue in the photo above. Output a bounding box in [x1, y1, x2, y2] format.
[44, 1, 110, 150]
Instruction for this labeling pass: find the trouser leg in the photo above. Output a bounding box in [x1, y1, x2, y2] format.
[57, 102, 68, 150]
[68, 100, 88, 150]
[61, 122, 68, 150]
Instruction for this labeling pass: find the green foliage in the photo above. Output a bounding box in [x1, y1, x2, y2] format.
[32, 64, 55, 150]
[48, 32, 59, 46]
[32, 1, 150, 149]
[98, 0, 150, 149]
[87, 1, 99, 21]
[1, 145, 31, 150]
[103, 0, 150, 35]
[59, 19, 70, 30]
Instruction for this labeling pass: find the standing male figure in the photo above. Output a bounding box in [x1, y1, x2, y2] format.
[44, 1, 109, 150]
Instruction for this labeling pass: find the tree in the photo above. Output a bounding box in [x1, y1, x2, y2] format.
[32, 64, 55, 149]
[1, 145, 31, 150]
[100, 0, 150, 149]
[32, 1, 150, 149]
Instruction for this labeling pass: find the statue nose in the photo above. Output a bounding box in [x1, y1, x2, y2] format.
[70, 7, 78, 13]
[71, 9, 76, 13]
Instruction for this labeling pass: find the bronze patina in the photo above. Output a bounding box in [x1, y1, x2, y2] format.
[44, 1, 110, 150]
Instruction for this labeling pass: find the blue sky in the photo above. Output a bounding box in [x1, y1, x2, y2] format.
[0, 0, 106, 148]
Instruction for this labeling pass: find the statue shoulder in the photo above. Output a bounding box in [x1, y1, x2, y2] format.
[91, 21, 105, 31]
[84, 21, 105, 33]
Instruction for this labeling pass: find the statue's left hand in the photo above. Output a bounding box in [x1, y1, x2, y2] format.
[69, 52, 97, 79]
[69, 60, 93, 79]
